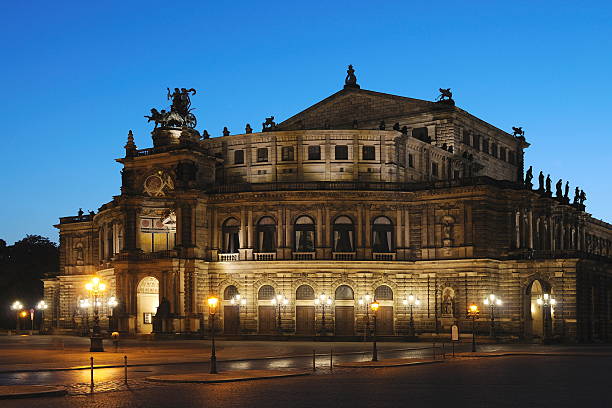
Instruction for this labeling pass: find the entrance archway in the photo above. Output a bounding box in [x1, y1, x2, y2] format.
[526, 279, 551, 338]
[137, 277, 159, 334]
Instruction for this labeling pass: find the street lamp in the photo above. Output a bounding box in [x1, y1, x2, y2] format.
[230, 294, 247, 333]
[208, 296, 219, 374]
[85, 277, 107, 352]
[357, 294, 373, 340]
[314, 294, 333, 335]
[536, 293, 557, 341]
[36, 300, 48, 332]
[11, 301, 23, 332]
[79, 298, 91, 336]
[483, 294, 502, 339]
[370, 301, 380, 361]
[467, 304, 480, 352]
[271, 294, 289, 334]
[402, 294, 421, 337]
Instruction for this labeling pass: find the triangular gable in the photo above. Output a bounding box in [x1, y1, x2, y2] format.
[275, 88, 438, 130]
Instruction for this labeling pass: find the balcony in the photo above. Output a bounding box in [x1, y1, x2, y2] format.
[218, 253, 239, 262]
[333, 252, 355, 261]
[373, 252, 396, 261]
[254, 252, 276, 261]
[293, 252, 315, 260]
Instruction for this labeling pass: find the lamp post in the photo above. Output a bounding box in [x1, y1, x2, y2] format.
[536, 293, 557, 341]
[370, 301, 380, 361]
[208, 296, 219, 374]
[483, 294, 502, 339]
[107, 296, 118, 331]
[11, 301, 23, 332]
[36, 300, 48, 333]
[79, 298, 91, 336]
[85, 277, 107, 352]
[467, 304, 480, 353]
[230, 294, 247, 333]
[402, 294, 421, 338]
[271, 294, 289, 334]
[314, 294, 333, 335]
[357, 294, 373, 340]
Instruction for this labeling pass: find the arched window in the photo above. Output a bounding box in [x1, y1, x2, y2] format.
[372, 216, 393, 253]
[222, 218, 240, 253]
[296, 285, 315, 300]
[375, 285, 393, 300]
[335, 285, 354, 300]
[258, 285, 275, 300]
[224, 285, 239, 300]
[294, 216, 315, 252]
[256, 217, 276, 252]
[333, 216, 354, 252]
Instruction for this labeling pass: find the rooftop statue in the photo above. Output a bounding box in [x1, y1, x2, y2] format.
[525, 166, 533, 189]
[344, 64, 359, 88]
[145, 88, 198, 129]
[556, 179, 563, 198]
[262, 116, 276, 132]
[538, 171, 545, 192]
[436, 88, 453, 101]
[512, 127, 525, 138]
[545, 174, 552, 195]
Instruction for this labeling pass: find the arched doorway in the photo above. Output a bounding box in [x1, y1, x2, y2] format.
[334, 285, 355, 335]
[374, 285, 394, 335]
[223, 285, 240, 335]
[257, 285, 276, 334]
[526, 279, 552, 338]
[137, 277, 159, 334]
[295, 285, 315, 335]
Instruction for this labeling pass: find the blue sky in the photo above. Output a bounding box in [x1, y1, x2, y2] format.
[1, 1, 611, 244]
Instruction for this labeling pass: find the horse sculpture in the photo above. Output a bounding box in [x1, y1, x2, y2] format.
[437, 88, 453, 101]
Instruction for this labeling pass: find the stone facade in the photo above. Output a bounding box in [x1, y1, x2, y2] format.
[44, 79, 612, 342]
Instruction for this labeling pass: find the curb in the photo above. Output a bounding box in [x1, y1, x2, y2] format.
[0, 386, 67, 400]
[145, 370, 312, 384]
[334, 359, 444, 368]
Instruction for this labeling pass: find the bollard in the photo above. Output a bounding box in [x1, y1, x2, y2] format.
[312, 349, 316, 372]
[330, 348, 333, 372]
[124, 355, 128, 385]
[90, 357, 94, 393]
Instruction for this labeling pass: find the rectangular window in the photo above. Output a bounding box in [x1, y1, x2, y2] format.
[281, 146, 294, 161]
[335, 145, 349, 160]
[408, 153, 414, 168]
[473, 134, 480, 150]
[500, 147, 507, 161]
[413, 127, 429, 142]
[257, 147, 268, 162]
[491, 143, 498, 158]
[308, 145, 321, 160]
[463, 131, 471, 146]
[508, 150, 516, 164]
[362, 145, 375, 160]
[432, 162, 439, 177]
[234, 150, 244, 165]
[482, 138, 489, 154]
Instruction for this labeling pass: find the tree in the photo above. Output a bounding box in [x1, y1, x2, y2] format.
[0, 235, 58, 328]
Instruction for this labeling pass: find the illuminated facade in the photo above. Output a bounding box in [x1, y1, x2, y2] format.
[44, 70, 612, 341]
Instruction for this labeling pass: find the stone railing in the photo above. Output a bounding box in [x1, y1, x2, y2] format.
[59, 214, 94, 224]
[254, 252, 276, 261]
[218, 253, 239, 262]
[293, 252, 315, 260]
[333, 252, 355, 261]
[373, 252, 396, 261]
[115, 250, 177, 261]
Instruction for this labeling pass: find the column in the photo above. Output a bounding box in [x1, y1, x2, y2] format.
[528, 209, 533, 249]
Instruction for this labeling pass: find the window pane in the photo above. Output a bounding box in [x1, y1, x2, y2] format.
[363, 145, 375, 160]
[258, 285, 275, 300]
[308, 145, 321, 160]
[257, 148, 268, 162]
[282, 146, 294, 161]
[296, 285, 315, 300]
[224, 285, 238, 300]
[335, 145, 348, 160]
[335, 285, 354, 300]
[375, 285, 393, 300]
[234, 150, 244, 164]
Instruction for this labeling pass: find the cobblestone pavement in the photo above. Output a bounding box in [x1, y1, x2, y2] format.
[1, 355, 610, 408]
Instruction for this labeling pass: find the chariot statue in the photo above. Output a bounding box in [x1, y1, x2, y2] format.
[145, 88, 198, 129]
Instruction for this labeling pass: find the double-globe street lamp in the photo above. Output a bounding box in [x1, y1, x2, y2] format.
[483, 294, 502, 339]
[207, 296, 219, 374]
[402, 294, 421, 338]
[36, 300, 48, 332]
[357, 294, 373, 340]
[314, 294, 333, 335]
[85, 277, 107, 352]
[271, 294, 289, 334]
[536, 293, 557, 341]
[11, 301, 23, 332]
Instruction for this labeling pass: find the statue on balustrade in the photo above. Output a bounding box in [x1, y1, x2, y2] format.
[525, 166, 533, 189]
[555, 179, 563, 198]
[545, 174, 552, 196]
[538, 171, 545, 192]
[564, 181, 570, 201]
[573, 187, 580, 205]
